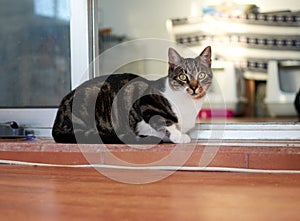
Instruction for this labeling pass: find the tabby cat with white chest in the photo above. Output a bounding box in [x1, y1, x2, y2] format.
[52, 46, 213, 144]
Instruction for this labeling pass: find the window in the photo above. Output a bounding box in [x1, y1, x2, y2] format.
[0, 0, 71, 108]
[0, 0, 97, 136]
[34, 0, 70, 21]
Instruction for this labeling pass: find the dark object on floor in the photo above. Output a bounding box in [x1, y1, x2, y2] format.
[295, 89, 300, 121]
[0, 121, 33, 138]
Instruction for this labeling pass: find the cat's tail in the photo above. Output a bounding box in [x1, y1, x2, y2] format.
[52, 129, 77, 143]
[52, 125, 163, 144]
[52, 127, 123, 144]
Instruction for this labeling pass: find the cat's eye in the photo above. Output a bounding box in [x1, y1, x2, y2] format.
[198, 72, 206, 80]
[178, 74, 187, 81]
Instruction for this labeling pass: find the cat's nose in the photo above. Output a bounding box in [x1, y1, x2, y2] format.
[190, 80, 198, 88]
[191, 85, 198, 93]
[187, 86, 198, 95]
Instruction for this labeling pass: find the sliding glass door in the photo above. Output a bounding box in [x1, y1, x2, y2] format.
[0, 0, 96, 136]
[0, 0, 71, 107]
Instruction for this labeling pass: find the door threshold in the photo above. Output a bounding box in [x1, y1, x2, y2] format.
[190, 122, 300, 140]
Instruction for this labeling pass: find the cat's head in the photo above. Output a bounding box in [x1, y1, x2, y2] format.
[168, 46, 213, 99]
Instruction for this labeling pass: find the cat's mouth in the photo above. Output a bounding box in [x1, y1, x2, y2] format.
[186, 87, 206, 99]
[191, 91, 206, 99]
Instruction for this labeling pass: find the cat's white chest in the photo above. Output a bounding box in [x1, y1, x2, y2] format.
[162, 82, 203, 133]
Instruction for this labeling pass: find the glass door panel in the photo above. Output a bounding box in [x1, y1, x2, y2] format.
[0, 0, 71, 107]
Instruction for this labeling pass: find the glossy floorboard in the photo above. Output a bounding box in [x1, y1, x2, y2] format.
[0, 165, 299, 221]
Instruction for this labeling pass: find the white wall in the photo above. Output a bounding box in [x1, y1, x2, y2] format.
[99, 0, 200, 39]
[99, 0, 300, 40]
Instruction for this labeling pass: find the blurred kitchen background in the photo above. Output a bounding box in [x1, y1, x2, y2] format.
[98, 0, 300, 120]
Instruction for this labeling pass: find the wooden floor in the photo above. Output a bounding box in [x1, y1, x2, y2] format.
[1, 119, 299, 220]
[0, 165, 299, 221]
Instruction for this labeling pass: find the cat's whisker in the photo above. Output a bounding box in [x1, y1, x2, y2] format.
[192, 90, 206, 99]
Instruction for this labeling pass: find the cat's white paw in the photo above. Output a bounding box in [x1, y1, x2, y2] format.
[170, 133, 191, 144]
[166, 125, 191, 143]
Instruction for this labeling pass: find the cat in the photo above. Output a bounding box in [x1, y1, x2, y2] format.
[52, 46, 213, 144]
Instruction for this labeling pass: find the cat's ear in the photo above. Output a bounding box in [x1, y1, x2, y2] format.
[198, 46, 212, 65]
[168, 48, 182, 66]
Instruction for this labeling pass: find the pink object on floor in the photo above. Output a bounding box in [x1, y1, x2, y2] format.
[198, 109, 234, 119]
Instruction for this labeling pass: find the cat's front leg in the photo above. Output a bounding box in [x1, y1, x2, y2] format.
[165, 124, 191, 144]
